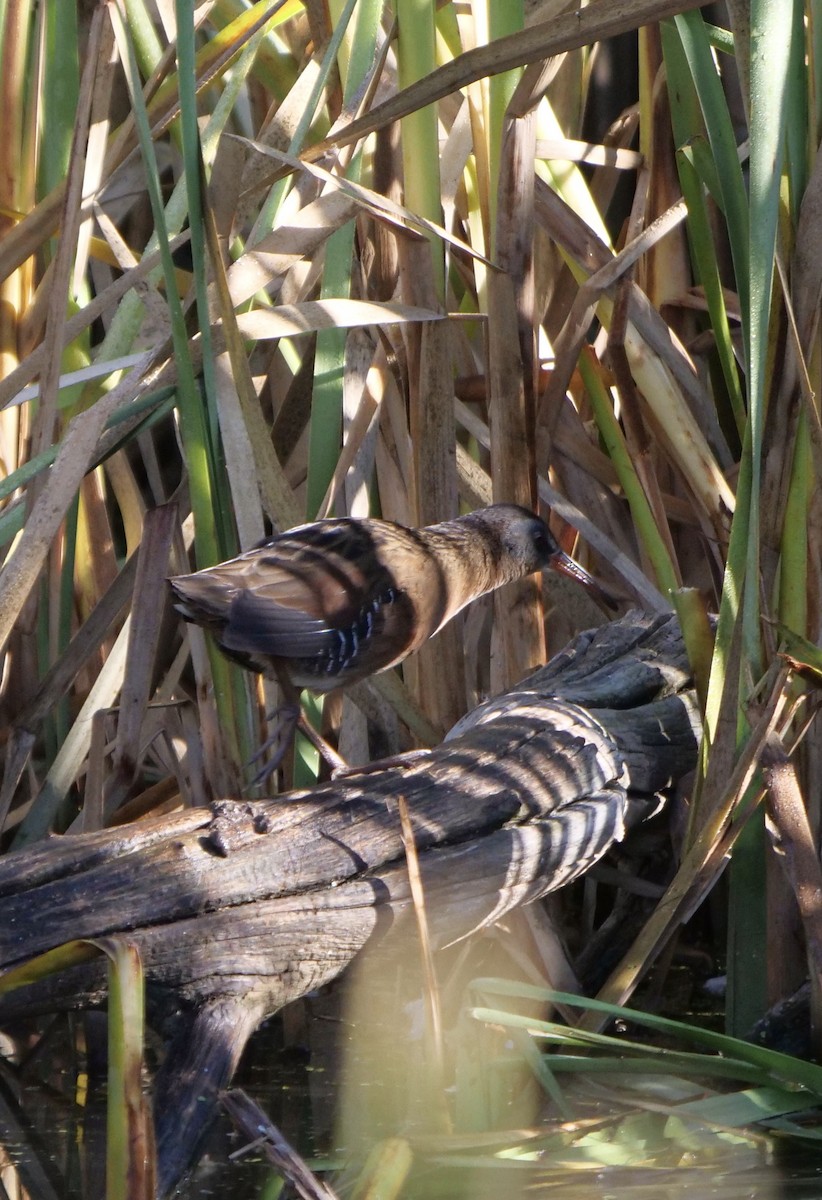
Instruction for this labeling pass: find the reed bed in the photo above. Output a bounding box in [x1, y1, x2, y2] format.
[0, 0, 820, 1192]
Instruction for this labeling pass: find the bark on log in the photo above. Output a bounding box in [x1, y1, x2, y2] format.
[0, 610, 700, 1194]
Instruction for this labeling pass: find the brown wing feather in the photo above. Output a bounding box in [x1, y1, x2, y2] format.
[169, 519, 425, 688]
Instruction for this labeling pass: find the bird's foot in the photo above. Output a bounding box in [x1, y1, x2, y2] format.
[247, 705, 349, 787]
[330, 747, 432, 780]
[246, 704, 301, 787]
[295, 715, 348, 775]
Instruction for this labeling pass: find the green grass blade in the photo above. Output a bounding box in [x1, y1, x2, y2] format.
[672, 10, 749, 336]
[110, 6, 220, 568]
[102, 938, 153, 1200]
[469, 980, 822, 1094]
[580, 349, 679, 597]
[676, 146, 745, 439]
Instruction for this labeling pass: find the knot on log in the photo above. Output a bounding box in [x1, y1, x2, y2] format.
[205, 800, 277, 856]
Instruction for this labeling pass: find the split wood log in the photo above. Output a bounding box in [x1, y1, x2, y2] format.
[0, 610, 700, 1194]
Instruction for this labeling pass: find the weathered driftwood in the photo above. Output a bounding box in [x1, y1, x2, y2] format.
[0, 611, 700, 1194]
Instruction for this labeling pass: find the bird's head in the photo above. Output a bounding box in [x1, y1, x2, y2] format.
[476, 504, 618, 609]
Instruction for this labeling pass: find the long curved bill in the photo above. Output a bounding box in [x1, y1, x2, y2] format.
[547, 548, 619, 611]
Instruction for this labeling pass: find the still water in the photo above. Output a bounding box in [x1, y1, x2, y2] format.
[3, 977, 822, 1199]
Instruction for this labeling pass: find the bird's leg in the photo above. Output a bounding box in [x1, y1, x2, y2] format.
[248, 669, 348, 787]
[247, 701, 301, 786]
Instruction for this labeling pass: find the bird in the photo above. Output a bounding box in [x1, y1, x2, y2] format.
[169, 504, 615, 774]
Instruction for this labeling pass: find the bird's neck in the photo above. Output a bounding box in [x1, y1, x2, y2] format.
[422, 514, 516, 622]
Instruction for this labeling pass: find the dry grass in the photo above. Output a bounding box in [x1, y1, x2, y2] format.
[0, 0, 820, 1115]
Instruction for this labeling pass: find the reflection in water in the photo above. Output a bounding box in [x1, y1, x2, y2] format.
[2, 993, 822, 1198]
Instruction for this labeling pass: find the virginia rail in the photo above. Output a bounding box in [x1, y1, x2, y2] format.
[169, 504, 614, 772]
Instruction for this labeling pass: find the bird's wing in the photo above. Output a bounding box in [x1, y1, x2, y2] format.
[171, 519, 422, 679]
[221, 590, 338, 659]
[222, 578, 416, 682]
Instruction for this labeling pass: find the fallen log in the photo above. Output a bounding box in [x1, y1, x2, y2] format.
[0, 610, 700, 1193]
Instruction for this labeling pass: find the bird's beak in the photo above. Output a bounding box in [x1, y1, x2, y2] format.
[547, 549, 619, 611]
